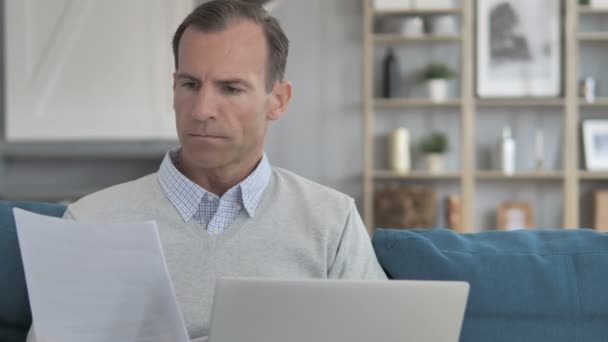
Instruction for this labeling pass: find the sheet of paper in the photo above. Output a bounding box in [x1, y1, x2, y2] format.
[14, 208, 190, 342]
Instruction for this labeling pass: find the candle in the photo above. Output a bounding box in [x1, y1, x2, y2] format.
[388, 128, 411, 173]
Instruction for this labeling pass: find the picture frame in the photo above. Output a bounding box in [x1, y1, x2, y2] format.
[582, 120, 608, 171]
[497, 201, 534, 230]
[476, 0, 562, 97]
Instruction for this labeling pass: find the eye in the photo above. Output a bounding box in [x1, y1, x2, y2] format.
[222, 85, 242, 95]
[181, 81, 198, 90]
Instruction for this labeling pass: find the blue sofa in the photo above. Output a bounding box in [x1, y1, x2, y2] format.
[3, 201, 608, 341]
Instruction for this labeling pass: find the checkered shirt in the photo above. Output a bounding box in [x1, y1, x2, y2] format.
[157, 148, 271, 235]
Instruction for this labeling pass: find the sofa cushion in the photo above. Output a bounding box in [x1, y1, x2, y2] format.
[372, 228, 608, 342]
[0, 201, 67, 342]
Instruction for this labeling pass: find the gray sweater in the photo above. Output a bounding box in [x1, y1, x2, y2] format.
[29, 167, 386, 341]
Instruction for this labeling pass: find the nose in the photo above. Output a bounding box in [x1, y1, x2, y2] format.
[191, 85, 216, 121]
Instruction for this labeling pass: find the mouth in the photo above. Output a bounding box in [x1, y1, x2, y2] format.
[188, 133, 227, 140]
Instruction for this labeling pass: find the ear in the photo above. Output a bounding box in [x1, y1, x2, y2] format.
[267, 81, 292, 121]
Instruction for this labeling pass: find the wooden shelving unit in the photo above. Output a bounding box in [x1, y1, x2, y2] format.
[579, 171, 608, 180]
[373, 8, 462, 16]
[373, 98, 462, 108]
[579, 5, 608, 14]
[362, 0, 595, 232]
[476, 171, 565, 181]
[579, 98, 608, 107]
[578, 32, 608, 41]
[374, 170, 461, 180]
[373, 34, 461, 43]
[476, 98, 565, 107]
[363, 0, 472, 234]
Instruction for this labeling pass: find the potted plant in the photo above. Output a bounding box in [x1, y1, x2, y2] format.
[419, 62, 456, 102]
[420, 131, 449, 173]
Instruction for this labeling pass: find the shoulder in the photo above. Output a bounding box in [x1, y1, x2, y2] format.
[271, 167, 354, 209]
[269, 167, 357, 228]
[67, 174, 162, 219]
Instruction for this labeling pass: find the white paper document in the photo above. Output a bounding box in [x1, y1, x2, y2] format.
[14, 209, 190, 342]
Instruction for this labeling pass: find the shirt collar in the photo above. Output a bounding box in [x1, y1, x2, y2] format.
[157, 148, 271, 222]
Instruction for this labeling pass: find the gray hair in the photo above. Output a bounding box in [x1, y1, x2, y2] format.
[172, 0, 289, 91]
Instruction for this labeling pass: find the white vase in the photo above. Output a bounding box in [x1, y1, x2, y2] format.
[427, 79, 448, 103]
[429, 15, 456, 35]
[425, 153, 444, 174]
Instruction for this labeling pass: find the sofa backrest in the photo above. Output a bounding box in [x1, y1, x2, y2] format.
[372, 228, 608, 342]
[0, 201, 67, 342]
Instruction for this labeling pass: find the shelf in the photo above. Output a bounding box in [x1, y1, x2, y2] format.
[476, 98, 564, 107]
[579, 98, 608, 107]
[476, 171, 564, 181]
[374, 170, 461, 180]
[373, 8, 462, 16]
[0, 140, 178, 159]
[374, 98, 461, 108]
[373, 34, 461, 43]
[578, 32, 608, 41]
[579, 6, 608, 14]
[579, 171, 608, 180]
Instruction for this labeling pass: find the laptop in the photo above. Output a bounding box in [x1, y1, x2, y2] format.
[208, 278, 469, 342]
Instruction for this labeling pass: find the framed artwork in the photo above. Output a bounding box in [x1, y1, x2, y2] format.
[476, 0, 561, 97]
[497, 201, 534, 230]
[583, 120, 608, 171]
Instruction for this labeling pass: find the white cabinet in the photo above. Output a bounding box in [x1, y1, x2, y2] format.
[4, 0, 192, 140]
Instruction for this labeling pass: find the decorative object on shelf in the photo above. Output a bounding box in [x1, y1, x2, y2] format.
[381, 16, 424, 36]
[535, 129, 544, 171]
[579, 76, 596, 104]
[497, 201, 534, 230]
[400, 16, 425, 36]
[591, 0, 608, 8]
[419, 62, 456, 102]
[420, 131, 449, 174]
[593, 191, 608, 231]
[499, 126, 516, 175]
[382, 47, 401, 98]
[374, 184, 437, 229]
[429, 15, 457, 35]
[414, 0, 454, 10]
[446, 195, 463, 232]
[373, 0, 413, 10]
[582, 120, 608, 170]
[388, 128, 411, 173]
[476, 0, 561, 97]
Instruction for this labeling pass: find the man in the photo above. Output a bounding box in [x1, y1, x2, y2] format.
[27, 0, 385, 341]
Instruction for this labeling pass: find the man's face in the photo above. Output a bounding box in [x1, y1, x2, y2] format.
[173, 21, 281, 171]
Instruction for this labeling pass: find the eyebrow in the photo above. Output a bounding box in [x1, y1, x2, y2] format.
[175, 73, 201, 82]
[175, 73, 253, 90]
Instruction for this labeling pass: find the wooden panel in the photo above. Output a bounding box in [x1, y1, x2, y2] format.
[564, 0, 580, 228]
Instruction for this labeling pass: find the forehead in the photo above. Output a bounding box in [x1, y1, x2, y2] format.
[177, 21, 268, 75]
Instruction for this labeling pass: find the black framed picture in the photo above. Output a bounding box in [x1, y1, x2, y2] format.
[476, 0, 562, 97]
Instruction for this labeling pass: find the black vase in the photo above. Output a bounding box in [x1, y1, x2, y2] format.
[382, 47, 400, 98]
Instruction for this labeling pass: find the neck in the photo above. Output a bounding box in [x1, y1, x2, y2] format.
[179, 152, 263, 196]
